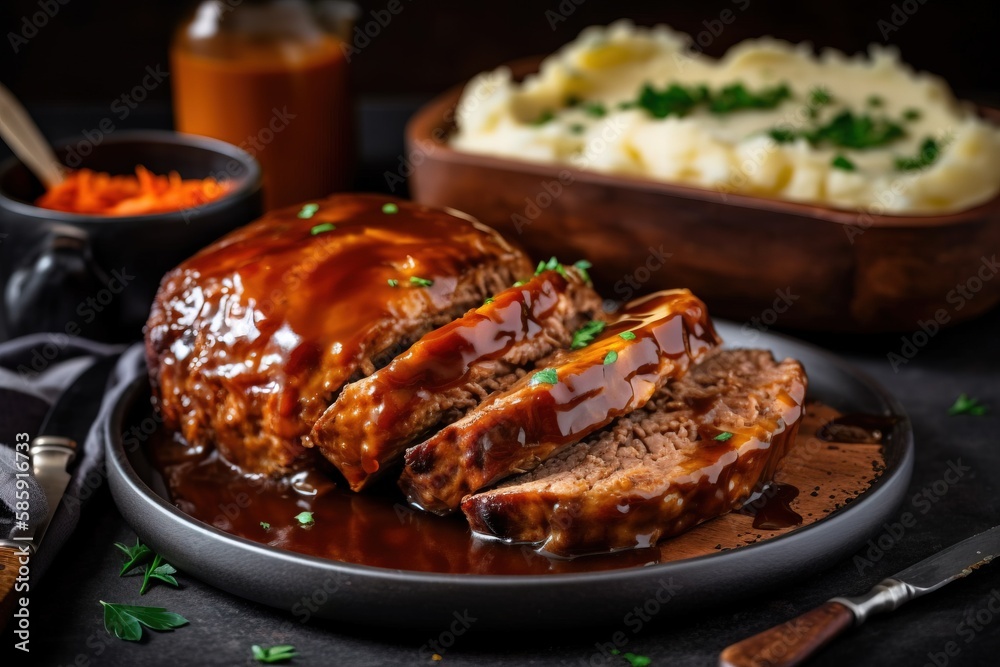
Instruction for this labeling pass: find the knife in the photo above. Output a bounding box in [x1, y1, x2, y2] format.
[720, 525, 1000, 667]
[0, 355, 118, 632]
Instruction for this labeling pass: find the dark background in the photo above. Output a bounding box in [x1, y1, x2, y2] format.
[2, 0, 999, 106]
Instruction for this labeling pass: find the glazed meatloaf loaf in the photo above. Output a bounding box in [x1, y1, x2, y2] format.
[462, 349, 807, 557]
[145, 195, 533, 475]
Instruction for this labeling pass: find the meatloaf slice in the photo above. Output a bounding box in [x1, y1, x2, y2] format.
[399, 289, 720, 514]
[462, 349, 807, 557]
[146, 194, 532, 475]
[309, 267, 603, 491]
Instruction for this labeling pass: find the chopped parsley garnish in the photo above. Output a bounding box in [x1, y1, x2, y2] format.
[529, 368, 558, 386]
[536, 256, 568, 277]
[771, 111, 906, 150]
[583, 102, 607, 118]
[636, 82, 709, 118]
[902, 108, 922, 122]
[807, 110, 906, 149]
[714, 431, 734, 441]
[114, 539, 177, 594]
[140, 554, 178, 595]
[483, 296, 495, 305]
[101, 601, 188, 642]
[294, 511, 315, 525]
[310, 222, 336, 235]
[894, 137, 941, 171]
[570, 123, 586, 134]
[565, 94, 582, 108]
[948, 393, 988, 416]
[707, 82, 791, 114]
[297, 203, 319, 219]
[260, 521, 271, 530]
[114, 539, 151, 576]
[573, 259, 593, 283]
[603, 350, 618, 365]
[387, 279, 399, 287]
[382, 202, 399, 214]
[622, 653, 652, 667]
[609, 650, 652, 667]
[410, 276, 434, 287]
[831, 155, 856, 171]
[867, 95, 884, 107]
[768, 128, 798, 144]
[619, 331, 636, 341]
[809, 87, 833, 107]
[252, 645, 299, 664]
[531, 110, 555, 125]
[571, 320, 606, 349]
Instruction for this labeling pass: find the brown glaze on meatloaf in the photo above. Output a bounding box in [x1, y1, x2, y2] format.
[145, 194, 532, 475]
[461, 349, 807, 557]
[310, 267, 603, 491]
[400, 289, 720, 514]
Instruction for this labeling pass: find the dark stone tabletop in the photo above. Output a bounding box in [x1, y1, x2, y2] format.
[3, 104, 999, 667]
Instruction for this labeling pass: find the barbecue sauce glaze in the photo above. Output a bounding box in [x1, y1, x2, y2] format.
[311, 269, 592, 491]
[400, 289, 721, 513]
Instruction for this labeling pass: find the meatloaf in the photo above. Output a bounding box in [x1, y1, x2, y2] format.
[310, 267, 603, 490]
[400, 289, 720, 514]
[145, 194, 532, 475]
[462, 349, 807, 557]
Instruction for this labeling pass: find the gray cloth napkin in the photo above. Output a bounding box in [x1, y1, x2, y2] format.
[0, 334, 147, 578]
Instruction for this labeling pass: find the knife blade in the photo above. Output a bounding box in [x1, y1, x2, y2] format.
[719, 525, 1000, 667]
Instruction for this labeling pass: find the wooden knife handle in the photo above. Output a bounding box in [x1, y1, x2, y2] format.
[0, 545, 26, 635]
[719, 601, 854, 667]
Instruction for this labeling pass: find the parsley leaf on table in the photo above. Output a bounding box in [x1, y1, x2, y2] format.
[948, 394, 988, 416]
[140, 553, 179, 595]
[100, 601, 188, 642]
[622, 653, 652, 667]
[252, 645, 299, 664]
[114, 539, 151, 576]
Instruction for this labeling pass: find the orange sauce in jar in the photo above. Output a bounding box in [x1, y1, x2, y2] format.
[171, 2, 353, 209]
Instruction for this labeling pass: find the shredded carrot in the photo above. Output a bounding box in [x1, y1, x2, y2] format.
[35, 165, 231, 216]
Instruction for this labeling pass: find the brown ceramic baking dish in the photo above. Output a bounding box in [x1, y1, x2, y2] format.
[406, 58, 1000, 333]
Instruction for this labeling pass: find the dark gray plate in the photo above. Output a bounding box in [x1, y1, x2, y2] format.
[104, 322, 914, 629]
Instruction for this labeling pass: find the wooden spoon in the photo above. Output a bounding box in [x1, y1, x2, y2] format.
[0, 81, 65, 188]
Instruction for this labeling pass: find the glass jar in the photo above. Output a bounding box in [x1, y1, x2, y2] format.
[171, 0, 356, 210]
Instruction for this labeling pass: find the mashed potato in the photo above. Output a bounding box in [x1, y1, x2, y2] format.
[450, 21, 1000, 215]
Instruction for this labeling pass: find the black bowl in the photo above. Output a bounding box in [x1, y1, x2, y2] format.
[0, 130, 262, 342]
